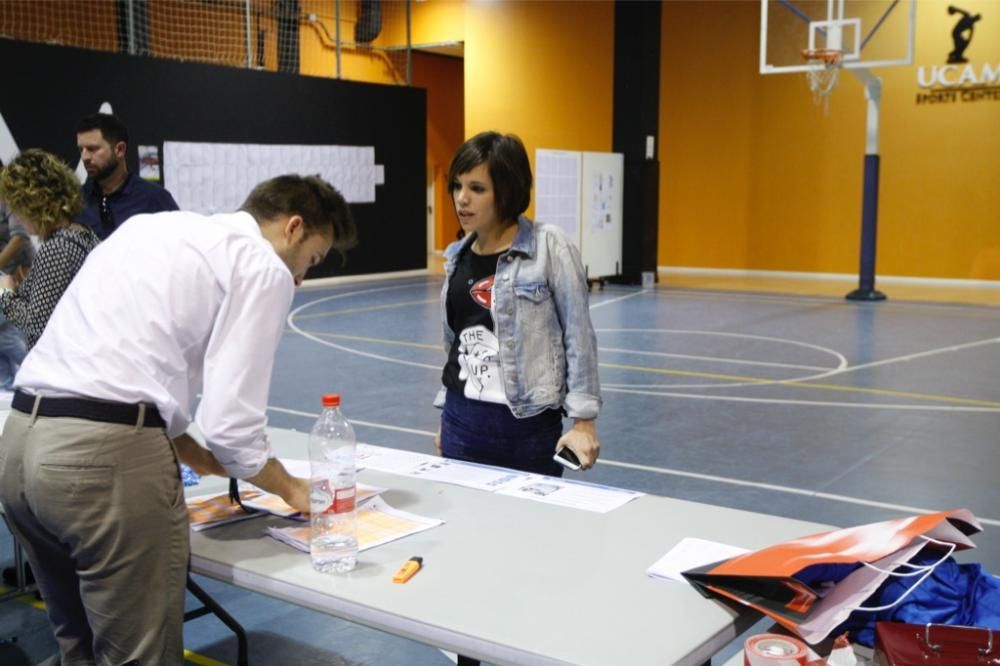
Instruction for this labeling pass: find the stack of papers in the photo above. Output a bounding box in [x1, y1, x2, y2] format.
[403, 458, 529, 492]
[267, 496, 443, 553]
[495, 475, 644, 513]
[188, 474, 386, 532]
[236, 473, 386, 520]
[355, 444, 644, 513]
[645, 537, 749, 583]
[187, 489, 293, 531]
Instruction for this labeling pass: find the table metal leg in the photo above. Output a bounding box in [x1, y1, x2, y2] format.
[1, 525, 36, 602]
[1, 528, 34, 646]
[184, 574, 249, 666]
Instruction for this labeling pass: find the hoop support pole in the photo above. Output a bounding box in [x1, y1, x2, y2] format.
[846, 69, 886, 301]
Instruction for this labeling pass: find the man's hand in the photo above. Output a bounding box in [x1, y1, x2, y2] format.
[556, 419, 600, 470]
[0, 274, 14, 291]
[246, 458, 311, 513]
[174, 434, 226, 476]
[434, 427, 442, 456]
[279, 476, 310, 513]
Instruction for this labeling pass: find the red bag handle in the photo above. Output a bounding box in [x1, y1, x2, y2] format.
[924, 623, 993, 656]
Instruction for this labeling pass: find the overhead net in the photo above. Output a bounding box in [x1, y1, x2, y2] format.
[802, 48, 843, 111]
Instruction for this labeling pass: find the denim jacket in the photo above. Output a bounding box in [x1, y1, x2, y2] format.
[436, 216, 601, 420]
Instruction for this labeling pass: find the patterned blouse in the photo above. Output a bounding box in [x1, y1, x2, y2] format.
[0, 225, 100, 349]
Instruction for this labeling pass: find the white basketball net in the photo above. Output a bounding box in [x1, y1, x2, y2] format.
[803, 50, 842, 111]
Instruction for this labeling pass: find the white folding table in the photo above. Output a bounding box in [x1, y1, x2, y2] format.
[189, 427, 831, 666]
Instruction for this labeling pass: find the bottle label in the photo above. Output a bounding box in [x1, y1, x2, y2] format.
[329, 486, 356, 514]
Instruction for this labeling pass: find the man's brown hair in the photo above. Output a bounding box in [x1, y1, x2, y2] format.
[240, 174, 357, 251]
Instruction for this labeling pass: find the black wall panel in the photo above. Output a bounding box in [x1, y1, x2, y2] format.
[612, 0, 661, 285]
[0, 39, 426, 278]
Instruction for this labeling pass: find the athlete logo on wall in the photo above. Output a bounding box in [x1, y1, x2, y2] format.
[915, 3, 996, 102]
[947, 6, 982, 64]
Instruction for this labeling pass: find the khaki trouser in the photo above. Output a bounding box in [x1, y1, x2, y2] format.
[0, 408, 189, 666]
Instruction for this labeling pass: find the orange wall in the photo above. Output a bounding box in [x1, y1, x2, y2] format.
[463, 0, 615, 220]
[413, 52, 465, 251]
[660, 1, 757, 270]
[300, 0, 410, 83]
[411, 0, 465, 45]
[659, 0, 1000, 279]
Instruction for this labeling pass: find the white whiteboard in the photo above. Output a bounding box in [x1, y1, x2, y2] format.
[580, 152, 623, 279]
[535, 148, 623, 280]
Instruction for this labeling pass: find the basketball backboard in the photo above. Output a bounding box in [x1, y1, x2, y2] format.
[760, 0, 915, 74]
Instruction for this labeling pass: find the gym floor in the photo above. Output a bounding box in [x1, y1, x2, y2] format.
[3, 271, 999, 665]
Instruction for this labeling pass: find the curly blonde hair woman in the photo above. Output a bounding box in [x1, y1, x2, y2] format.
[0, 149, 100, 348]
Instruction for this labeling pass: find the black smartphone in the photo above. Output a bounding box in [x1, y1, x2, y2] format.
[553, 446, 581, 471]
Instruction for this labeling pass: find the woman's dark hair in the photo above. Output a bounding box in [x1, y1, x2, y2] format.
[447, 131, 532, 221]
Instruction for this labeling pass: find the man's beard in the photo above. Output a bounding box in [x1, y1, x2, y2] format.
[93, 155, 120, 183]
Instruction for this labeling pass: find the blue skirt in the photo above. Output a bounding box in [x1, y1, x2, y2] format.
[441, 389, 564, 477]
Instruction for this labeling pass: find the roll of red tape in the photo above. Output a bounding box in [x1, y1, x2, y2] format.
[744, 633, 810, 666]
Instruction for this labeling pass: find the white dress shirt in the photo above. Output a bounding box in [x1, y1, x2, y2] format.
[16, 210, 294, 478]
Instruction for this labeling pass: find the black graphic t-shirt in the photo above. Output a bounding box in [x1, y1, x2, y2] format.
[442, 248, 508, 404]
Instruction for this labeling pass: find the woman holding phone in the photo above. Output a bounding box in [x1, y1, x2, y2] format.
[433, 131, 601, 478]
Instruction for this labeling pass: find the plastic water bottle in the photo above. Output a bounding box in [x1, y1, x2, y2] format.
[308, 393, 358, 573]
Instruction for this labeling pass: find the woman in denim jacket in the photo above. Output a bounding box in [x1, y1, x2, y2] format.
[434, 132, 601, 477]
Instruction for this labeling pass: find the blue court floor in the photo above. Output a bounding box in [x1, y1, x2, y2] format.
[3, 275, 1000, 665]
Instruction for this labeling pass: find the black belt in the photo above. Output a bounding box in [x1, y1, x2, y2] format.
[12, 390, 166, 429]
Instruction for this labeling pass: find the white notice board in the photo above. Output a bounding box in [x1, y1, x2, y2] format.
[580, 151, 623, 279]
[535, 148, 623, 280]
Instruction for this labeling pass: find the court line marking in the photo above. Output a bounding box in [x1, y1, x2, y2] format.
[588, 291, 646, 309]
[292, 298, 438, 321]
[284, 330, 832, 373]
[594, 328, 848, 389]
[0, 584, 45, 610]
[309, 273, 1000, 321]
[0, 587, 227, 666]
[285, 287, 643, 370]
[598, 346, 832, 371]
[287, 286, 1000, 409]
[598, 371, 1000, 407]
[290, 288, 851, 390]
[293, 327, 998, 409]
[301, 331, 441, 351]
[263, 406, 1000, 527]
[601, 386, 1000, 411]
[287, 293, 440, 370]
[183, 650, 228, 666]
[601, 458, 1000, 528]
[268, 404, 439, 437]
[821, 336, 1000, 377]
[645, 284, 1000, 317]
[292, 329, 828, 375]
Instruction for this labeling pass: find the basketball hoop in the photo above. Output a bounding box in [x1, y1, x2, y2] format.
[801, 48, 842, 108]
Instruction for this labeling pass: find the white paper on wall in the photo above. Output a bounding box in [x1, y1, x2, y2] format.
[163, 141, 384, 214]
[534, 149, 582, 244]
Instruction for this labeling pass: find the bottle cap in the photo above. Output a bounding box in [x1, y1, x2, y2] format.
[321, 393, 341, 407]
